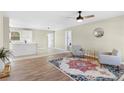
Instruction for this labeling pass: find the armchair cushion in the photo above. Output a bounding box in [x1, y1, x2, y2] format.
[112, 49, 118, 56]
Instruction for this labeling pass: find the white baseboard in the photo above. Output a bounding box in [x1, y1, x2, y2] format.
[54, 48, 66, 51]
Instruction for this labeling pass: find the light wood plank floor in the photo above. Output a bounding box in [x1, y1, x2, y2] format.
[0, 52, 72, 81]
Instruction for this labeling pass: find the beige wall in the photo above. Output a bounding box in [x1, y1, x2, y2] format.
[55, 15, 124, 61]
[0, 16, 9, 49]
[32, 30, 55, 50]
[55, 31, 65, 49]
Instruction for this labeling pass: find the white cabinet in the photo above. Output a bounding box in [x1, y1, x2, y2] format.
[10, 43, 37, 57]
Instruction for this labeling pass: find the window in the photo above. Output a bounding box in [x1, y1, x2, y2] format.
[11, 32, 20, 40]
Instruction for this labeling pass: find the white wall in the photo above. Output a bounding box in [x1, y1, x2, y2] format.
[10, 30, 32, 43]
[55, 15, 124, 61]
[10, 29, 55, 50]
[0, 16, 3, 48]
[0, 16, 9, 49]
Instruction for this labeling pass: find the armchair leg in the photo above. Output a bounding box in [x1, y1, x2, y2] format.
[100, 64, 104, 68]
[117, 66, 120, 73]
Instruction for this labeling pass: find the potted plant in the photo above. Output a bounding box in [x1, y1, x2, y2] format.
[0, 48, 11, 78]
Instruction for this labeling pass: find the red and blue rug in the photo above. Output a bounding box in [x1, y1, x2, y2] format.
[49, 58, 124, 81]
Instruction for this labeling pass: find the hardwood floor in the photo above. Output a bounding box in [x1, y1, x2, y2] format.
[0, 52, 72, 81]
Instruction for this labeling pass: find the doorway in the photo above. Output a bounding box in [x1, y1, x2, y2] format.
[65, 31, 72, 50]
[48, 32, 54, 48]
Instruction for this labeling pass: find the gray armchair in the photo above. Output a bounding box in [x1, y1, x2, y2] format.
[71, 45, 84, 57]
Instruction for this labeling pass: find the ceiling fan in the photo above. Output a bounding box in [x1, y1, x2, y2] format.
[67, 11, 95, 22]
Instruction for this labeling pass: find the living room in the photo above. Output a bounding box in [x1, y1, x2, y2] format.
[55, 14, 124, 59]
[1, 0, 124, 92]
[0, 11, 124, 81]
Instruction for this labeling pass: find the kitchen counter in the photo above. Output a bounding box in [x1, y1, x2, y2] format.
[10, 43, 38, 57]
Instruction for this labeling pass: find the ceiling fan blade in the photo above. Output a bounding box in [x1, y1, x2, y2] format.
[84, 15, 95, 19]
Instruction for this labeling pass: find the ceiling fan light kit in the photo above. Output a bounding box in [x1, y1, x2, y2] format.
[76, 16, 83, 22]
[76, 11, 83, 22]
[77, 18, 83, 22]
[76, 11, 95, 22]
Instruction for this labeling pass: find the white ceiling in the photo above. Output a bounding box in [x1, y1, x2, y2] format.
[1, 11, 124, 31]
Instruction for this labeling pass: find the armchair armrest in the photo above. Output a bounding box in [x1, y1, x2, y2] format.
[98, 54, 121, 66]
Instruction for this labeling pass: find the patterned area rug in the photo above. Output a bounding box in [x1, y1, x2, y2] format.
[49, 58, 124, 81]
